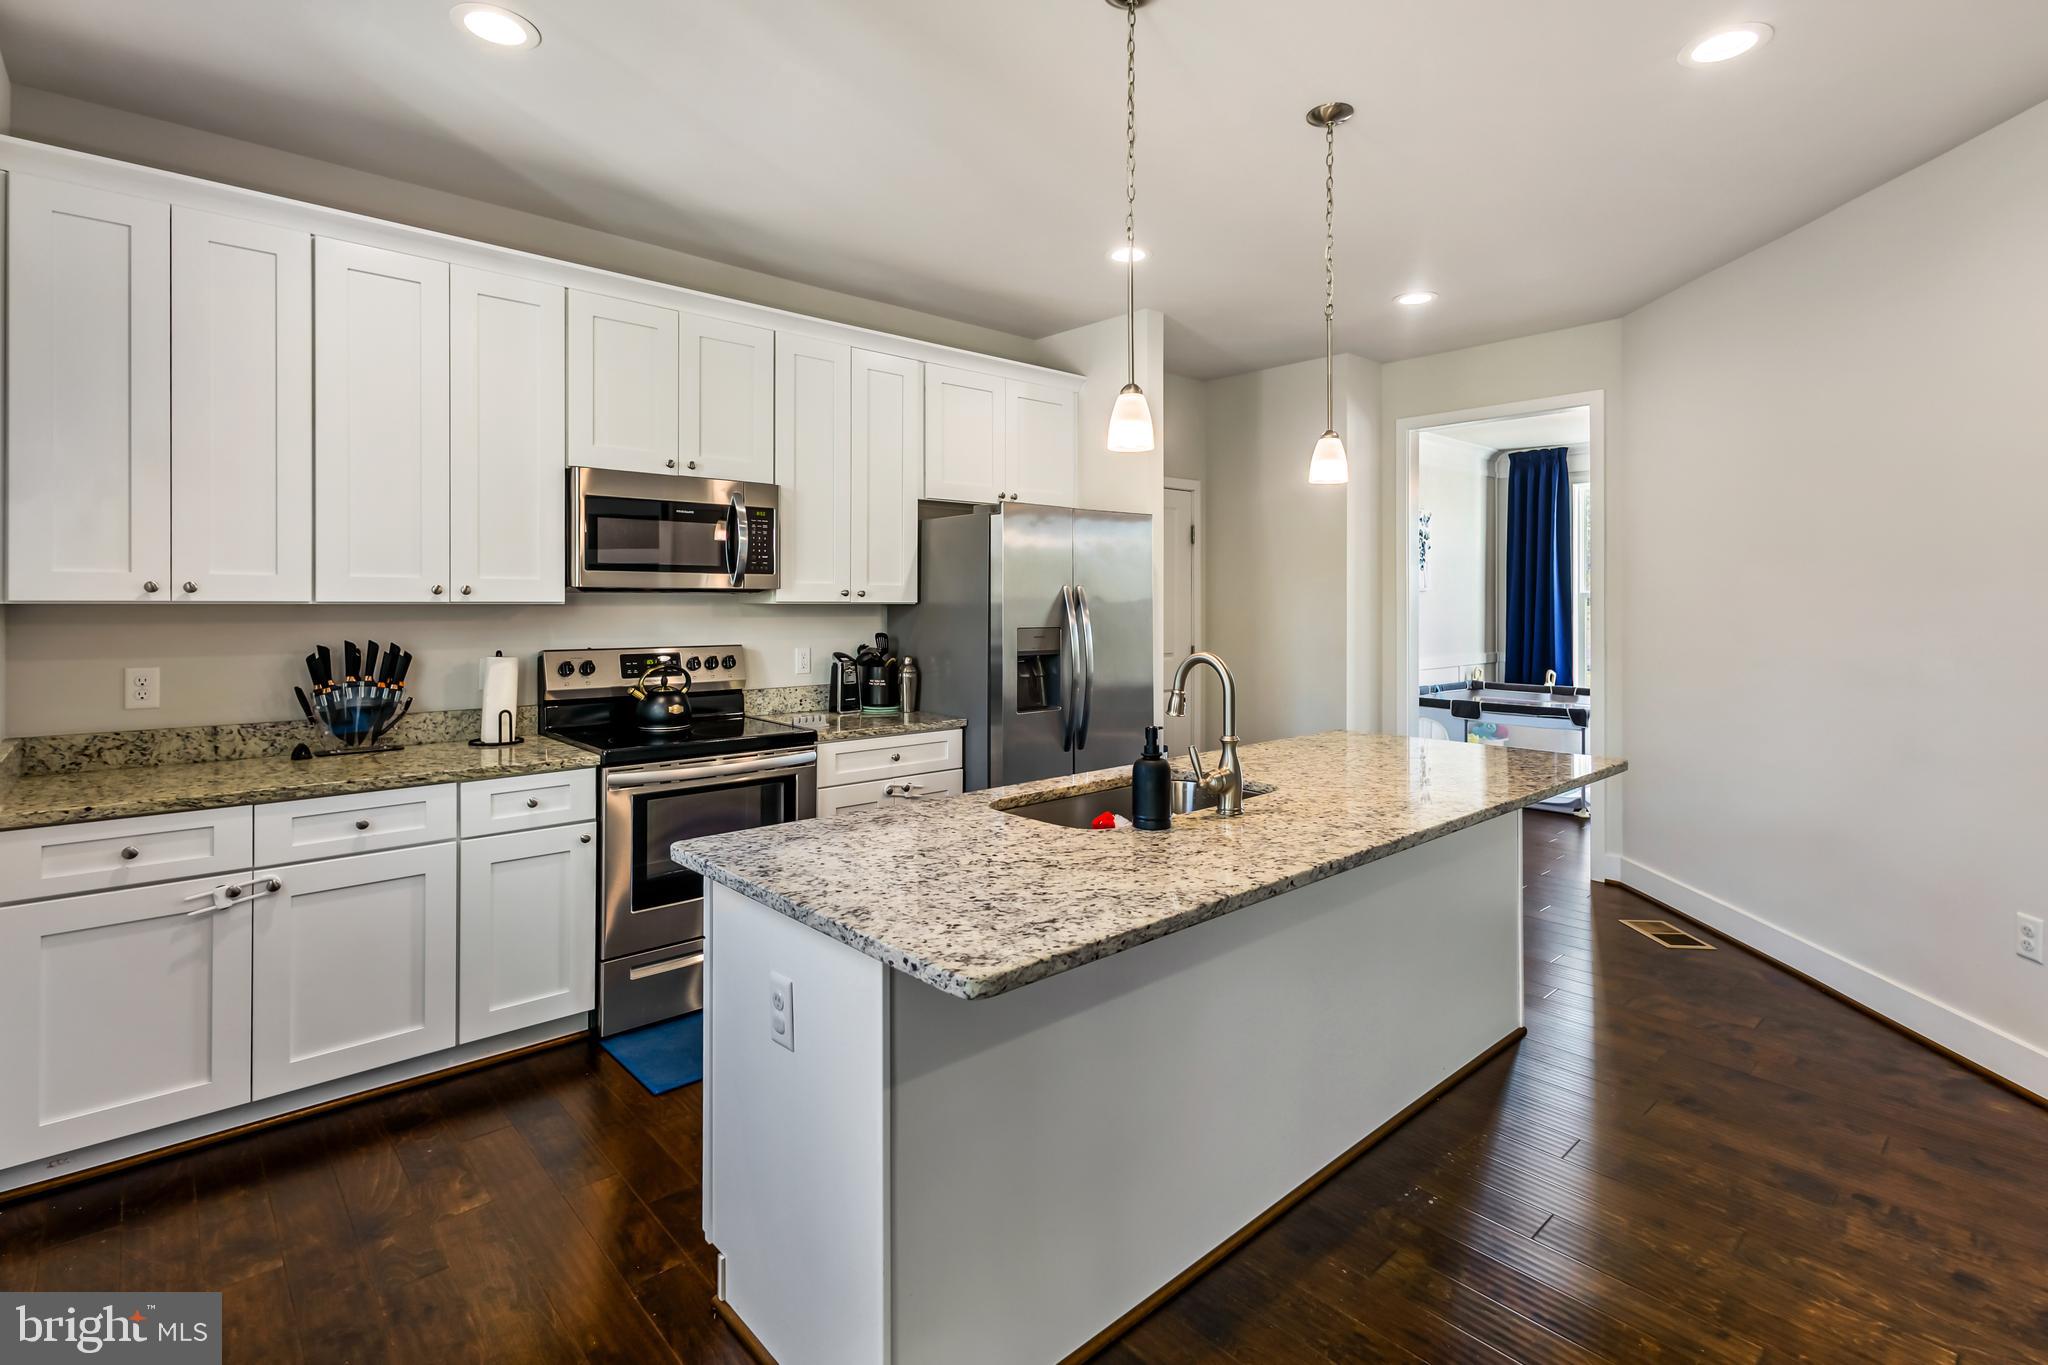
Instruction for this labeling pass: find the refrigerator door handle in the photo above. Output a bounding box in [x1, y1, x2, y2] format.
[1074, 585, 1096, 750]
[1059, 585, 1080, 752]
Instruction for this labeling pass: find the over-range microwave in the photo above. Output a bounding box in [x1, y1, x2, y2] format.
[568, 467, 780, 592]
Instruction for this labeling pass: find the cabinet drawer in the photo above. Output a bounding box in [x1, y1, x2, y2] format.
[459, 769, 597, 837]
[816, 768, 964, 818]
[253, 784, 457, 864]
[0, 806, 253, 905]
[817, 729, 963, 788]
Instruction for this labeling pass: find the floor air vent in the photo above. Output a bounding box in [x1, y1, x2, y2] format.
[1619, 919, 1715, 950]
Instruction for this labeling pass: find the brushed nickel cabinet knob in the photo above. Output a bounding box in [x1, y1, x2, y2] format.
[431, 584, 445, 595]
[183, 581, 198, 594]
[143, 581, 160, 594]
[355, 819, 371, 831]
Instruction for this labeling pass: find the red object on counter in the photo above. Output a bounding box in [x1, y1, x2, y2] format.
[1090, 810, 1119, 830]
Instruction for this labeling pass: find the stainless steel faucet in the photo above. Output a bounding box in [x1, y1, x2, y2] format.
[1164, 651, 1245, 817]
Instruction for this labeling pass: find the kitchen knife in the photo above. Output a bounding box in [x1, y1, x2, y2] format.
[371, 696, 412, 744]
[343, 641, 361, 685]
[294, 686, 317, 723]
[393, 651, 414, 689]
[379, 644, 401, 687]
[363, 641, 380, 686]
[316, 645, 334, 693]
[305, 652, 325, 692]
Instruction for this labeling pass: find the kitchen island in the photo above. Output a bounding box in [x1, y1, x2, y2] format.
[674, 731, 1624, 1365]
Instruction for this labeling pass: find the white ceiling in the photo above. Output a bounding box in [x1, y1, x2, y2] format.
[4, 1, 2047, 378]
[1433, 409, 1592, 453]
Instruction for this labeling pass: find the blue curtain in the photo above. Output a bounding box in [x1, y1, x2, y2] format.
[1503, 448, 1573, 685]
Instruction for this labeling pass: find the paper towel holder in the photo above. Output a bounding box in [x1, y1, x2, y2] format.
[470, 651, 526, 748]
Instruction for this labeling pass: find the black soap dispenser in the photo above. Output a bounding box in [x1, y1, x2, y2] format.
[1132, 725, 1172, 831]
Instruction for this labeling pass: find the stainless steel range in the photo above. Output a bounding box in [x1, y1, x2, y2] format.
[538, 645, 816, 1036]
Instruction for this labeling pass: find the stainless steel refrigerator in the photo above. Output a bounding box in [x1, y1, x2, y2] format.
[889, 503, 1153, 791]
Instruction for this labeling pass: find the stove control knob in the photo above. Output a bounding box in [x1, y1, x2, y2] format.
[685, 656, 702, 671]
[555, 661, 576, 678]
[703, 656, 721, 672]
[578, 660, 598, 677]
[720, 654, 737, 670]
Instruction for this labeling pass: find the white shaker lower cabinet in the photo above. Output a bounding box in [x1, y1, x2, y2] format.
[251, 843, 458, 1100]
[816, 768, 964, 818]
[457, 822, 597, 1043]
[0, 875, 253, 1168]
[814, 730, 965, 818]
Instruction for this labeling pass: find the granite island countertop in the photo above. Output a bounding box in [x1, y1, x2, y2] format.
[674, 730, 1625, 1001]
[0, 737, 600, 831]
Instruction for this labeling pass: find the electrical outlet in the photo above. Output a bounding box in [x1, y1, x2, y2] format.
[125, 666, 160, 711]
[2019, 913, 2044, 966]
[769, 971, 795, 1051]
[793, 647, 812, 677]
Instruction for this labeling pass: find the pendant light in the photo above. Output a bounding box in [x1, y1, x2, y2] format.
[1105, 0, 1156, 453]
[1305, 101, 1353, 485]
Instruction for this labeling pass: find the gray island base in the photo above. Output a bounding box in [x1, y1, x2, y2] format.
[676, 732, 1626, 1364]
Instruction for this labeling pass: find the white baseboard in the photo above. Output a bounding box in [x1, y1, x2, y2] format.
[1614, 857, 2048, 1101]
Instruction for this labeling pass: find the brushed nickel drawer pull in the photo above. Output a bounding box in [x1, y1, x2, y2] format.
[355, 819, 371, 831]
[526, 797, 540, 808]
[120, 845, 140, 861]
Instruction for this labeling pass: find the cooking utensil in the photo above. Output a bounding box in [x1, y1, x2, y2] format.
[294, 686, 317, 723]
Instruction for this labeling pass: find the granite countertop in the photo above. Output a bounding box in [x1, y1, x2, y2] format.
[753, 710, 966, 743]
[0, 738, 600, 831]
[673, 731, 1626, 1002]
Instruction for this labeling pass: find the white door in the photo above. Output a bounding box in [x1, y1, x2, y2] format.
[451, 266, 565, 604]
[457, 822, 596, 1043]
[852, 350, 923, 604]
[923, 364, 1004, 503]
[251, 844, 458, 1100]
[170, 208, 312, 603]
[681, 312, 776, 482]
[5, 175, 171, 603]
[313, 238, 451, 603]
[772, 333, 852, 602]
[567, 289, 679, 474]
[1004, 380, 1078, 507]
[1162, 483, 1202, 755]
[0, 875, 252, 1168]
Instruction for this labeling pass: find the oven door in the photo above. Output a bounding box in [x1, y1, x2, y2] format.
[601, 748, 817, 959]
[569, 466, 779, 591]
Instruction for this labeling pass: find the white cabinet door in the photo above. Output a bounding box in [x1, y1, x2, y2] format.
[313, 238, 451, 603]
[772, 333, 852, 602]
[681, 312, 776, 482]
[457, 822, 596, 1043]
[451, 266, 565, 603]
[170, 208, 312, 603]
[251, 843, 458, 1100]
[852, 350, 923, 604]
[568, 290, 679, 474]
[923, 364, 1004, 503]
[0, 875, 252, 1168]
[1004, 379, 1078, 507]
[5, 175, 171, 603]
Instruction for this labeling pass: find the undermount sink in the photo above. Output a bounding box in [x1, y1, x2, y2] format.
[1004, 777, 1268, 829]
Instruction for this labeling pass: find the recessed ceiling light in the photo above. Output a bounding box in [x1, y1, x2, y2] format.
[452, 3, 541, 48]
[1394, 290, 1438, 307]
[1680, 22, 1771, 66]
[1109, 245, 1148, 264]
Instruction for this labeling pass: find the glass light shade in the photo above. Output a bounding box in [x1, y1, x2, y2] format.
[1307, 430, 1349, 484]
[1106, 384, 1156, 453]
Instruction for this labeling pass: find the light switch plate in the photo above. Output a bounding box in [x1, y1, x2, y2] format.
[769, 970, 795, 1050]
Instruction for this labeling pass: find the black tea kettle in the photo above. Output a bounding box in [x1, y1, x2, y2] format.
[630, 669, 692, 732]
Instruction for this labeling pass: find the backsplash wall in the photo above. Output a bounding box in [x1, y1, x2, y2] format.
[4, 598, 884, 736]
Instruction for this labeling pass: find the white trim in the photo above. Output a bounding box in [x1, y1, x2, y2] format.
[1163, 477, 1206, 747]
[1378, 390, 1614, 875]
[0, 135, 1085, 392]
[1616, 858, 2048, 1098]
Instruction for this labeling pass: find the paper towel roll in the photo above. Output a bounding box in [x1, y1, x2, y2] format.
[479, 655, 519, 745]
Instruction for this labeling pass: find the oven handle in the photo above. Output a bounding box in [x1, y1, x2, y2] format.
[629, 951, 704, 982]
[727, 488, 750, 588]
[605, 749, 817, 791]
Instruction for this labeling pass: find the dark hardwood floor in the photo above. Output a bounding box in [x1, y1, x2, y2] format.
[5, 812, 2046, 1362]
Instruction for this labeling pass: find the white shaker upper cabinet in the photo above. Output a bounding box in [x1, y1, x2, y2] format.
[771, 333, 853, 603]
[681, 312, 776, 483]
[313, 239, 451, 603]
[451, 266, 566, 604]
[922, 364, 1004, 503]
[1003, 380, 1078, 508]
[851, 350, 923, 604]
[5, 175, 171, 603]
[170, 208, 313, 603]
[567, 289, 679, 475]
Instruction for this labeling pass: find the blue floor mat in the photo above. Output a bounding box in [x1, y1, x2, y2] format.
[599, 1012, 704, 1095]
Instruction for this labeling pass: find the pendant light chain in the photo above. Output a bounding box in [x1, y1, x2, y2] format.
[1124, 0, 1139, 383]
[1323, 117, 1336, 431]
